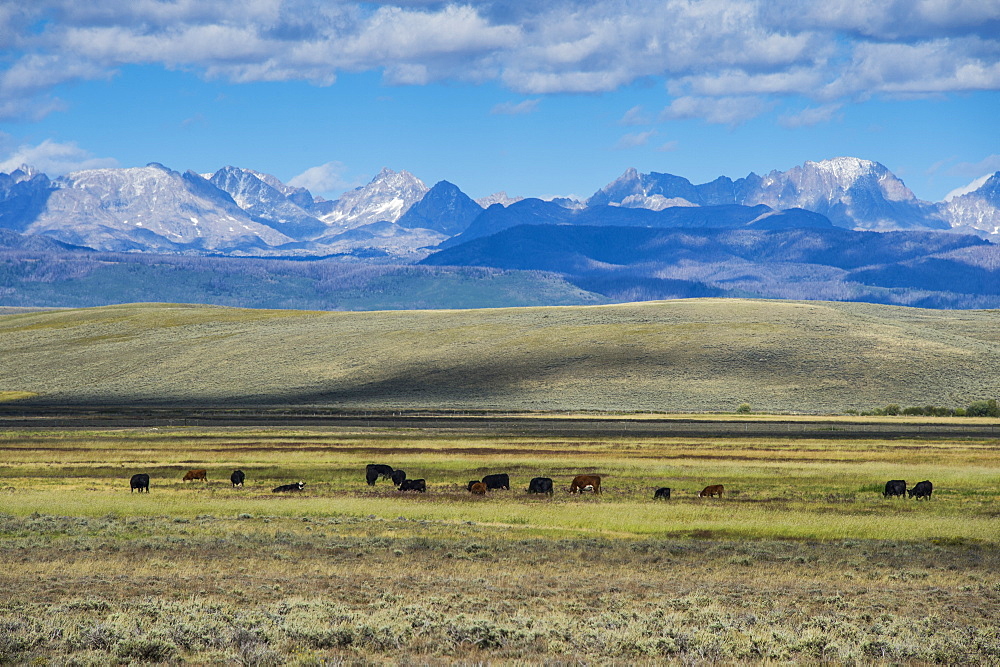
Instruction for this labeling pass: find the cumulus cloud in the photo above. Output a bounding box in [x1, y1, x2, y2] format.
[288, 161, 355, 197]
[2, 0, 998, 125]
[0, 137, 118, 175]
[490, 99, 539, 115]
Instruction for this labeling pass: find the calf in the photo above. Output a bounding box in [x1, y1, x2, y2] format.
[570, 475, 601, 494]
[272, 481, 305, 493]
[366, 464, 394, 486]
[183, 469, 207, 482]
[654, 487, 671, 500]
[467, 480, 481, 491]
[883, 479, 906, 498]
[527, 477, 554, 496]
[130, 473, 150, 493]
[482, 473, 510, 490]
[470, 482, 487, 495]
[908, 480, 933, 500]
[399, 479, 426, 492]
[230, 470, 245, 488]
[699, 484, 724, 498]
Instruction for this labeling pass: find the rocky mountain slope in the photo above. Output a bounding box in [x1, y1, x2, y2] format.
[0, 158, 997, 260]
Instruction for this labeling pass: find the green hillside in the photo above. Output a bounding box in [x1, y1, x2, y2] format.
[1, 299, 999, 413]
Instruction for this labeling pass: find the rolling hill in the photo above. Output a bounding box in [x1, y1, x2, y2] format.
[2, 299, 998, 413]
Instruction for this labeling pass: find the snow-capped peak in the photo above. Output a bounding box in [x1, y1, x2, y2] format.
[944, 173, 995, 202]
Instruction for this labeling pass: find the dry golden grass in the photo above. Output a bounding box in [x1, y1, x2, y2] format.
[2, 426, 999, 663]
[2, 299, 1000, 413]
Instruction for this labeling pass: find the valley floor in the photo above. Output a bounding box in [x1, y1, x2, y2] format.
[1, 424, 998, 663]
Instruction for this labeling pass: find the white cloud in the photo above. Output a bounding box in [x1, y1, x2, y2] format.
[288, 161, 354, 198]
[614, 130, 657, 150]
[661, 96, 777, 127]
[619, 105, 652, 126]
[656, 140, 679, 152]
[778, 103, 843, 128]
[490, 99, 540, 115]
[0, 137, 117, 175]
[944, 173, 995, 201]
[2, 0, 998, 124]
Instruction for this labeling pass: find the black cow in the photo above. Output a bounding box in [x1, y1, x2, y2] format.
[482, 473, 510, 490]
[467, 480, 481, 491]
[527, 477, 554, 495]
[366, 464, 394, 486]
[130, 473, 150, 493]
[390, 469, 407, 486]
[883, 479, 906, 498]
[908, 480, 933, 500]
[273, 481, 305, 493]
[399, 479, 426, 492]
[230, 470, 245, 488]
[654, 487, 671, 500]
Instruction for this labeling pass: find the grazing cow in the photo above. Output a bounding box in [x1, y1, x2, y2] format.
[570, 475, 602, 494]
[366, 464, 394, 486]
[183, 469, 207, 482]
[467, 480, 481, 491]
[230, 470, 245, 488]
[654, 487, 671, 500]
[470, 482, 487, 495]
[272, 481, 305, 493]
[909, 480, 933, 500]
[883, 479, 906, 498]
[130, 473, 150, 493]
[399, 479, 426, 492]
[482, 473, 510, 490]
[390, 469, 407, 487]
[699, 484, 724, 498]
[527, 477, 554, 496]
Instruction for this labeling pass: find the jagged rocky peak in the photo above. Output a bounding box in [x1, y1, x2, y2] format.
[318, 167, 429, 231]
[937, 171, 1000, 236]
[767, 157, 916, 202]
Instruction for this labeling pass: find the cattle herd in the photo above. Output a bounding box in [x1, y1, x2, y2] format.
[883, 479, 934, 499]
[125, 466, 936, 502]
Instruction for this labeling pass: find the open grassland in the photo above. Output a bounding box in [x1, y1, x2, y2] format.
[1, 299, 1000, 413]
[1, 426, 998, 663]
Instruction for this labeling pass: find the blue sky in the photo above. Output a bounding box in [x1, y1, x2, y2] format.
[1, 1, 998, 203]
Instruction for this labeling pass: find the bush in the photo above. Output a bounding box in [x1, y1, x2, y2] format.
[736, 403, 752, 414]
[965, 399, 1000, 418]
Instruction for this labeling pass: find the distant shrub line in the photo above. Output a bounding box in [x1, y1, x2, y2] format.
[843, 399, 999, 418]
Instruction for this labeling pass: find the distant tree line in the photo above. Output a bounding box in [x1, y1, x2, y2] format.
[846, 399, 999, 418]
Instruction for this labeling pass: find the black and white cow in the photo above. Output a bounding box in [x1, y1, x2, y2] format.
[273, 481, 305, 493]
[230, 470, 246, 488]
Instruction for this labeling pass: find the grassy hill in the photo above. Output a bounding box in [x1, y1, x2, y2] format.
[1, 299, 999, 413]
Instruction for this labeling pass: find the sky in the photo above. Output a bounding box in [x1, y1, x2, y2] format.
[1, 1, 998, 203]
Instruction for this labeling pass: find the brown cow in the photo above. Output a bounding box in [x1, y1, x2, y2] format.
[570, 474, 601, 494]
[470, 482, 487, 495]
[699, 484, 724, 498]
[183, 469, 207, 482]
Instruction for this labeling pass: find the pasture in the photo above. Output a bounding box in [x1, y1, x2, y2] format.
[2, 424, 999, 663]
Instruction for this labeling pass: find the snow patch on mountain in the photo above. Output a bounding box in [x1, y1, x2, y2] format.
[318, 168, 428, 233]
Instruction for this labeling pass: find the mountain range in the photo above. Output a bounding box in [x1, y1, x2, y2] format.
[1, 157, 998, 259]
[2, 157, 1000, 310]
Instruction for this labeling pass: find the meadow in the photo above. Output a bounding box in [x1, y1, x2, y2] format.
[2, 299, 1000, 414]
[2, 424, 998, 664]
